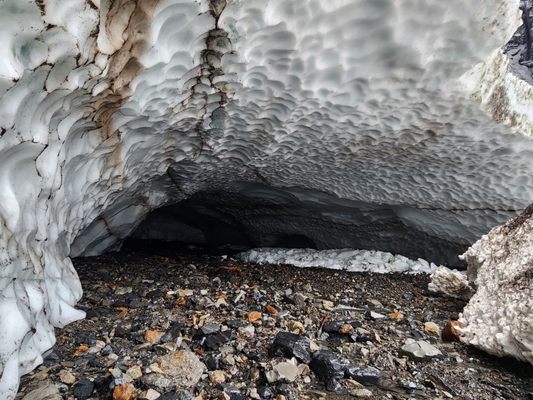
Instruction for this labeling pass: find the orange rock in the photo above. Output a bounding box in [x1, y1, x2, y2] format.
[266, 305, 278, 315]
[442, 321, 464, 342]
[247, 311, 262, 322]
[113, 383, 137, 400]
[115, 306, 129, 317]
[389, 310, 404, 320]
[223, 264, 242, 273]
[144, 330, 165, 344]
[73, 344, 89, 356]
[339, 324, 354, 334]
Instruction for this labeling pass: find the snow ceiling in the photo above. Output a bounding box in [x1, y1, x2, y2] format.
[0, 0, 532, 397]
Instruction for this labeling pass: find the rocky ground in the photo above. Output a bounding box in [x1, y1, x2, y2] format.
[16, 251, 533, 400]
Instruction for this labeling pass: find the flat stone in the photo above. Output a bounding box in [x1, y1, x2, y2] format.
[140, 389, 161, 400]
[209, 370, 225, 384]
[345, 366, 381, 385]
[401, 339, 442, 359]
[22, 380, 61, 400]
[273, 361, 300, 382]
[58, 370, 75, 385]
[143, 351, 205, 389]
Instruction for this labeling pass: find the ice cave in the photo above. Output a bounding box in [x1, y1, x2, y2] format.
[0, 0, 533, 398]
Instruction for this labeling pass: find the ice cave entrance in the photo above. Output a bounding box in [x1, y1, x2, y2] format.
[90, 182, 474, 269]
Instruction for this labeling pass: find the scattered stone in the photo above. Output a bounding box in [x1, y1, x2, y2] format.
[273, 360, 300, 382]
[287, 321, 305, 334]
[22, 380, 61, 400]
[113, 383, 137, 400]
[177, 289, 194, 297]
[266, 305, 278, 314]
[401, 339, 442, 359]
[352, 388, 373, 398]
[201, 322, 220, 335]
[238, 324, 255, 337]
[145, 330, 165, 344]
[322, 300, 335, 310]
[143, 351, 206, 389]
[17, 253, 530, 400]
[367, 311, 386, 320]
[322, 319, 360, 334]
[140, 388, 161, 400]
[442, 321, 464, 342]
[424, 322, 440, 335]
[257, 386, 275, 399]
[269, 332, 312, 363]
[125, 365, 143, 381]
[73, 379, 94, 400]
[326, 378, 347, 394]
[345, 366, 381, 385]
[58, 369, 75, 385]
[209, 370, 226, 384]
[247, 311, 262, 322]
[389, 310, 404, 320]
[309, 350, 350, 382]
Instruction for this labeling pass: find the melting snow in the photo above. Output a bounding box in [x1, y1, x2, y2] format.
[239, 248, 438, 275]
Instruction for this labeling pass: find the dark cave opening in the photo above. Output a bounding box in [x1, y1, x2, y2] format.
[121, 183, 469, 267]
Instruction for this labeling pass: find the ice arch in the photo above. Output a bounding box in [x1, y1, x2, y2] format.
[0, 0, 532, 397]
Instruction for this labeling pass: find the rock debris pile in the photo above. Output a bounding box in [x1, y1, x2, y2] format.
[15, 253, 532, 400]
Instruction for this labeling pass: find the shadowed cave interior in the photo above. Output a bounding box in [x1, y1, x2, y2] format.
[116, 183, 470, 268]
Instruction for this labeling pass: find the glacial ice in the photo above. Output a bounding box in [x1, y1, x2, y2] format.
[0, 0, 532, 397]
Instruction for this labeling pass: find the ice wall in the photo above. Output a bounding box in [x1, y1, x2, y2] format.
[0, 0, 531, 397]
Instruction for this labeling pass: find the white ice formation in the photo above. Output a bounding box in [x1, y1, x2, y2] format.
[459, 207, 533, 365]
[240, 248, 438, 274]
[428, 266, 474, 300]
[0, 0, 532, 397]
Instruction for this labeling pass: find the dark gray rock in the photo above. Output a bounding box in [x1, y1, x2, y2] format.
[73, 380, 94, 400]
[269, 332, 312, 363]
[346, 366, 381, 385]
[309, 350, 350, 382]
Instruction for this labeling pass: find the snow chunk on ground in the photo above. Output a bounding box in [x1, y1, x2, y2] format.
[239, 248, 438, 275]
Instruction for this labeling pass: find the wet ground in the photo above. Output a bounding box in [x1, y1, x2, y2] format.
[17, 251, 533, 399]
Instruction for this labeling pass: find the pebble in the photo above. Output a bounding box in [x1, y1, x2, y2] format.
[322, 300, 335, 310]
[352, 388, 373, 398]
[424, 322, 440, 335]
[287, 321, 305, 334]
[144, 330, 165, 344]
[140, 388, 161, 400]
[368, 311, 386, 320]
[59, 369, 76, 385]
[209, 370, 226, 384]
[272, 360, 300, 382]
[125, 365, 143, 381]
[113, 383, 137, 400]
[247, 311, 262, 322]
[442, 321, 464, 342]
[401, 339, 442, 359]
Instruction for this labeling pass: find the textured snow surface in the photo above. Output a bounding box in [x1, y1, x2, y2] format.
[459, 208, 533, 365]
[0, 0, 531, 397]
[240, 248, 438, 275]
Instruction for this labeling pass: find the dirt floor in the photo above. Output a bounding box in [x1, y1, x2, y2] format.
[16, 251, 533, 400]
